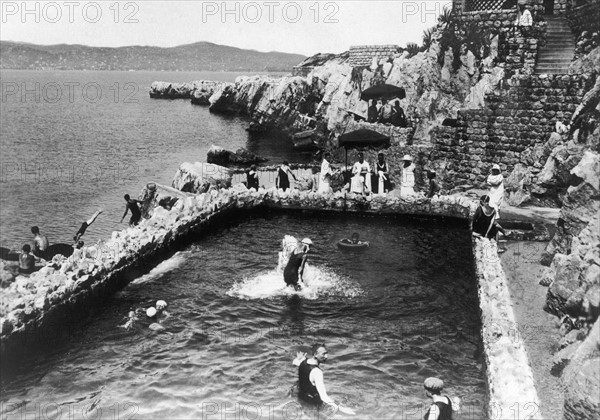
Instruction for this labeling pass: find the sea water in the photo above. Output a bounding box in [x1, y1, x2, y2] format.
[0, 212, 486, 419]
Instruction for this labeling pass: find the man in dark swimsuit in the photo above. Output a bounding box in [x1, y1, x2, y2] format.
[120, 194, 142, 226]
[423, 377, 454, 420]
[292, 344, 354, 415]
[284, 238, 312, 291]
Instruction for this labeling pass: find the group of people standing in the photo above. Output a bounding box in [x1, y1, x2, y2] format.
[367, 99, 408, 127]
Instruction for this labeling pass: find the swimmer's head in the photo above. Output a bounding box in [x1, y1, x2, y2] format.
[22, 244, 31, 253]
[31, 226, 39, 234]
[480, 195, 491, 206]
[146, 307, 157, 318]
[124, 194, 130, 201]
[301, 238, 313, 250]
[351, 233, 360, 243]
[424, 377, 444, 395]
[156, 300, 167, 311]
[311, 343, 328, 362]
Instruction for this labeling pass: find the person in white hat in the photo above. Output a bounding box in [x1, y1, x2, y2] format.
[400, 154, 416, 196]
[487, 164, 505, 218]
[283, 237, 313, 291]
[423, 377, 461, 420]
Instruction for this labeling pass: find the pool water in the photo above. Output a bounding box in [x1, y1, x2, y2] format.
[0, 212, 486, 419]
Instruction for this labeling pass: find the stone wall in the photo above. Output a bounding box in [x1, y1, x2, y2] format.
[567, 0, 600, 58]
[455, 9, 545, 76]
[430, 74, 593, 189]
[348, 45, 401, 67]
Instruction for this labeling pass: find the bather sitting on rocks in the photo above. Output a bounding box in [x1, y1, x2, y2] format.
[19, 244, 42, 275]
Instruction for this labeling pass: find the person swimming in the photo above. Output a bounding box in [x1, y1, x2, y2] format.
[338, 233, 369, 249]
[284, 238, 312, 291]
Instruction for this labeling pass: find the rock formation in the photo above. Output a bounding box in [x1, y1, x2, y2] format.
[206, 145, 268, 166]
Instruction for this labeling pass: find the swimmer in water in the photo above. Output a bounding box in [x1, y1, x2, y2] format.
[145, 300, 169, 331]
[293, 343, 356, 415]
[423, 377, 461, 420]
[284, 238, 312, 291]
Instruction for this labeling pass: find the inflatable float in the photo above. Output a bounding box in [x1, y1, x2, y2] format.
[337, 239, 370, 250]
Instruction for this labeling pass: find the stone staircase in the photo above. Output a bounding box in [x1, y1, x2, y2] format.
[535, 16, 576, 75]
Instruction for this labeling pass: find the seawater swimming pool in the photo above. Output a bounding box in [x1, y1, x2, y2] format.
[0, 211, 486, 419]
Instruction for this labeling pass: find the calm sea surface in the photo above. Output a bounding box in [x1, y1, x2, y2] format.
[0, 70, 486, 419]
[0, 69, 307, 249]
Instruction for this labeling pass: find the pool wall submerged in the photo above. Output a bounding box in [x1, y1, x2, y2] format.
[0, 183, 542, 418]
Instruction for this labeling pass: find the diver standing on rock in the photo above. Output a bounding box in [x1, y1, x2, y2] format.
[284, 238, 312, 291]
[120, 194, 142, 227]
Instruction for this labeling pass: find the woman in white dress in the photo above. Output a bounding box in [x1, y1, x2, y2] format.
[400, 154, 415, 196]
[317, 152, 333, 194]
[351, 152, 371, 194]
[487, 163, 505, 218]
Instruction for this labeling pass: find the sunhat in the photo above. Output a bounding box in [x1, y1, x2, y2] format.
[146, 307, 157, 318]
[301, 238, 313, 246]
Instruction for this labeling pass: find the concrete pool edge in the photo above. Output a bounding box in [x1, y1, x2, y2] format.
[0, 186, 543, 418]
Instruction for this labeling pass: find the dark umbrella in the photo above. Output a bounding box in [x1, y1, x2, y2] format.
[360, 84, 406, 101]
[337, 129, 391, 194]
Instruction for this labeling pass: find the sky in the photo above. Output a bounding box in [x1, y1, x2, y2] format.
[0, 0, 452, 56]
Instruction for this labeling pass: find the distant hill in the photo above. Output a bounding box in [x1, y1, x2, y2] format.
[0, 41, 306, 72]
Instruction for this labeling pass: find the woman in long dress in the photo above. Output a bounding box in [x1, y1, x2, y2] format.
[351, 152, 371, 194]
[317, 153, 333, 194]
[400, 155, 415, 196]
[373, 153, 390, 195]
[487, 163, 504, 218]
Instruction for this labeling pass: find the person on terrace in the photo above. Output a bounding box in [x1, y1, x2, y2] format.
[367, 99, 379, 123]
[373, 153, 391, 195]
[351, 152, 371, 194]
[276, 161, 297, 192]
[391, 100, 407, 127]
[400, 155, 416, 196]
[515, 1, 533, 27]
[317, 153, 334, 194]
[246, 164, 259, 191]
[378, 99, 394, 124]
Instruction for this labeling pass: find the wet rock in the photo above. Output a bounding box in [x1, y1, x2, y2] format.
[562, 319, 600, 420]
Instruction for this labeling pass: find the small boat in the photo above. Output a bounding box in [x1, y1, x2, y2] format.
[337, 239, 370, 250]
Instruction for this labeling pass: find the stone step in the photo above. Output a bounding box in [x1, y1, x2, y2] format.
[535, 63, 573, 70]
